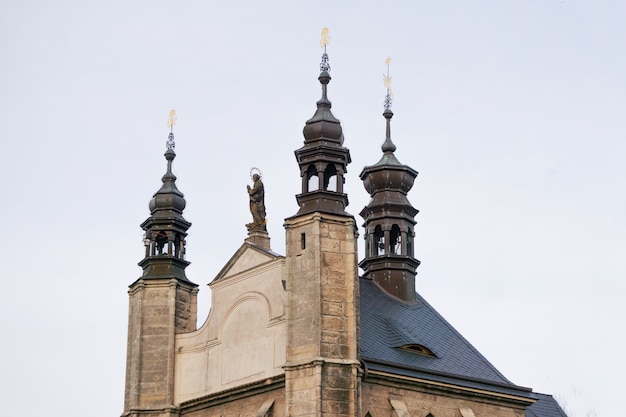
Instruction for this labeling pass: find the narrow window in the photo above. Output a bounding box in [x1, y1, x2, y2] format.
[374, 225, 384, 255]
[156, 238, 166, 255]
[390, 224, 401, 254]
[174, 236, 180, 257]
[301, 233, 306, 250]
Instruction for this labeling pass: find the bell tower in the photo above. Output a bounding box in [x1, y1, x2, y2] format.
[123, 112, 198, 417]
[284, 29, 361, 417]
[293, 31, 351, 217]
[359, 66, 420, 303]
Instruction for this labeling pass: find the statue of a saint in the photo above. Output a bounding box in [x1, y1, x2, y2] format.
[246, 173, 266, 232]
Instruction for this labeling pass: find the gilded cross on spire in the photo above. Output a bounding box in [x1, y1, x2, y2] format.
[166, 109, 176, 150]
[383, 57, 393, 110]
[320, 27, 331, 73]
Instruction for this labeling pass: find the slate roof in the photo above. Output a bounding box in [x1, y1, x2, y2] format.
[525, 394, 568, 417]
[359, 277, 533, 397]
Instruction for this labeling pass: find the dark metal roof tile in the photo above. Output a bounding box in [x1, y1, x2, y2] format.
[360, 277, 512, 384]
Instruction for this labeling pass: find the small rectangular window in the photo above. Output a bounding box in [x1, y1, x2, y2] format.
[301, 233, 306, 250]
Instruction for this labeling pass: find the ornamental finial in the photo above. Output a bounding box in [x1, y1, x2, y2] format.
[320, 27, 331, 73]
[166, 109, 176, 150]
[383, 57, 393, 110]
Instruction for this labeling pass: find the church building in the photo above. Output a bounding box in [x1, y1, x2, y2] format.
[121, 40, 568, 417]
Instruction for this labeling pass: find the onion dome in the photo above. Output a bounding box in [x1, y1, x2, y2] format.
[148, 147, 187, 218]
[361, 109, 418, 199]
[302, 71, 344, 145]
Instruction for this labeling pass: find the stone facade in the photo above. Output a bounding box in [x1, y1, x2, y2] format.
[180, 381, 285, 417]
[122, 50, 566, 417]
[124, 278, 198, 416]
[174, 244, 286, 404]
[362, 377, 530, 417]
[122, 198, 558, 417]
[284, 212, 361, 417]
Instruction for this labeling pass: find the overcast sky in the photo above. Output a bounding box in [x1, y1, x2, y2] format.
[1, 1, 624, 417]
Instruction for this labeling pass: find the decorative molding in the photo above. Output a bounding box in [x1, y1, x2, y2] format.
[179, 375, 284, 414]
[366, 370, 534, 408]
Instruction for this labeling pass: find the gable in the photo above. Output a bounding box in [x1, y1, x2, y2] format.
[175, 242, 286, 403]
[212, 242, 284, 282]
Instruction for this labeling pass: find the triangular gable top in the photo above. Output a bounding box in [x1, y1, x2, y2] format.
[211, 242, 284, 284]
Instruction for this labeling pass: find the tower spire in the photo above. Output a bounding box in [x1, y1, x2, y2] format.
[359, 61, 420, 303]
[138, 110, 195, 283]
[124, 111, 198, 416]
[292, 28, 352, 217]
[284, 30, 361, 417]
[381, 57, 396, 153]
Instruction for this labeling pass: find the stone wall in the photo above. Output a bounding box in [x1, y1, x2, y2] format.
[181, 384, 285, 417]
[174, 247, 286, 404]
[124, 278, 198, 414]
[284, 212, 361, 417]
[361, 378, 529, 417]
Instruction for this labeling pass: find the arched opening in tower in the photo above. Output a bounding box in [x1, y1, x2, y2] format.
[306, 164, 319, 192]
[390, 224, 401, 254]
[323, 164, 337, 192]
[374, 225, 385, 256]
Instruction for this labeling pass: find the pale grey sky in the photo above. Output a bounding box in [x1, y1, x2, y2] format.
[1, 1, 624, 416]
